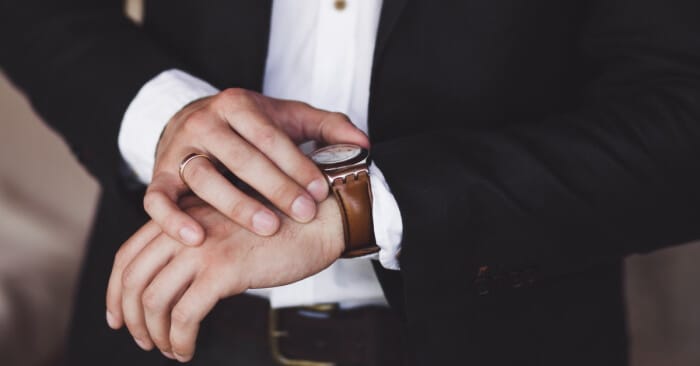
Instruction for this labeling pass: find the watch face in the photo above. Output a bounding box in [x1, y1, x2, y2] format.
[311, 144, 362, 165]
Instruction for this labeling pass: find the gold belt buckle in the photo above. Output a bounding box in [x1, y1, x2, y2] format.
[268, 303, 338, 366]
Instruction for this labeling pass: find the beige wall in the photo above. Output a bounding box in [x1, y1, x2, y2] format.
[0, 72, 99, 366]
[627, 245, 700, 365]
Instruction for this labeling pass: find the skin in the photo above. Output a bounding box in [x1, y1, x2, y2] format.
[105, 196, 345, 362]
[146, 88, 369, 246]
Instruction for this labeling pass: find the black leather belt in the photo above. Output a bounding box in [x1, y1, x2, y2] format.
[269, 303, 404, 366]
[195, 294, 404, 365]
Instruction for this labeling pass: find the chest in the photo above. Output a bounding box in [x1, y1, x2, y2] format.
[142, 0, 586, 138]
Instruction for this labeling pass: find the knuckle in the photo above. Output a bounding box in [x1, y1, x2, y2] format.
[164, 216, 184, 238]
[113, 248, 128, 268]
[288, 100, 313, 115]
[298, 162, 323, 182]
[220, 87, 247, 100]
[296, 101, 313, 110]
[223, 144, 253, 171]
[226, 199, 253, 223]
[270, 181, 298, 205]
[130, 329, 150, 341]
[142, 192, 160, 214]
[218, 88, 253, 109]
[151, 336, 170, 350]
[250, 124, 278, 150]
[142, 288, 163, 312]
[182, 110, 212, 135]
[121, 266, 137, 289]
[329, 111, 350, 123]
[171, 305, 192, 327]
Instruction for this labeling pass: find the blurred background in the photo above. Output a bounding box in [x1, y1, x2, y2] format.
[2, 1, 700, 365]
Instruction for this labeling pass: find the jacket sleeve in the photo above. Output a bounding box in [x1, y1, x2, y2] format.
[0, 0, 185, 183]
[372, 0, 700, 289]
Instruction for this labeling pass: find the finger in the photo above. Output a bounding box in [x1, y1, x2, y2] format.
[121, 235, 178, 351]
[169, 273, 222, 363]
[220, 107, 329, 202]
[144, 172, 205, 246]
[180, 153, 280, 236]
[143, 253, 198, 359]
[206, 128, 319, 225]
[272, 99, 370, 148]
[106, 221, 162, 329]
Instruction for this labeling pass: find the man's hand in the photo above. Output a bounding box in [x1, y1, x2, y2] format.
[145, 88, 368, 245]
[105, 196, 345, 362]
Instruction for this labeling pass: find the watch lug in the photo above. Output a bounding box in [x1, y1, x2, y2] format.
[325, 166, 370, 185]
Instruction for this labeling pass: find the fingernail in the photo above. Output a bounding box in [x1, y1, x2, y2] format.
[134, 338, 151, 351]
[106, 310, 116, 329]
[307, 179, 328, 201]
[252, 210, 278, 235]
[174, 352, 190, 362]
[162, 351, 175, 360]
[291, 195, 316, 222]
[179, 226, 200, 245]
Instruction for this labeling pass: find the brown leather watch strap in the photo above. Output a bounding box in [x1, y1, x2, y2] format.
[331, 171, 379, 258]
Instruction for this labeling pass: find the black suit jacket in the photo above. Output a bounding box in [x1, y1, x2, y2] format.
[3, 0, 700, 365]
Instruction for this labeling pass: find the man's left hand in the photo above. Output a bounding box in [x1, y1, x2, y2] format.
[104, 196, 344, 362]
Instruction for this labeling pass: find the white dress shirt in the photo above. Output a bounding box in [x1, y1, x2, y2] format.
[118, 0, 403, 308]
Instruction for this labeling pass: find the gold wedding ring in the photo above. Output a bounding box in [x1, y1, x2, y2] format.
[179, 153, 212, 186]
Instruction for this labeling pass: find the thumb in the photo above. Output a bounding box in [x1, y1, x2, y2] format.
[273, 100, 370, 148]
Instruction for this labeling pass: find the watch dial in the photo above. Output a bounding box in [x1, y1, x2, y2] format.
[311, 144, 362, 164]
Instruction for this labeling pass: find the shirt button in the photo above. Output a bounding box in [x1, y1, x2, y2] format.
[334, 0, 347, 11]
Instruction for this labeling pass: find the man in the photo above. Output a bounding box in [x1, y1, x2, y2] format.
[3, 0, 700, 365]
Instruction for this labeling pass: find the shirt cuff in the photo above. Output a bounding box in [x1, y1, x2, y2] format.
[369, 163, 403, 270]
[118, 69, 219, 184]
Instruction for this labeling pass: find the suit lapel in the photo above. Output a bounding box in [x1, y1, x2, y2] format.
[368, 0, 409, 139]
[375, 0, 409, 61]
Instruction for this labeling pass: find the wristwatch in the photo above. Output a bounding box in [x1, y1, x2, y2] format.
[309, 144, 378, 258]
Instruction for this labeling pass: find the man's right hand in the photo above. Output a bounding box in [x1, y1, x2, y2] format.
[143, 88, 369, 245]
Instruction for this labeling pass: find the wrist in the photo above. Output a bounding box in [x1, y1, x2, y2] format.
[309, 144, 378, 258]
[316, 198, 345, 261]
[244, 197, 343, 289]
